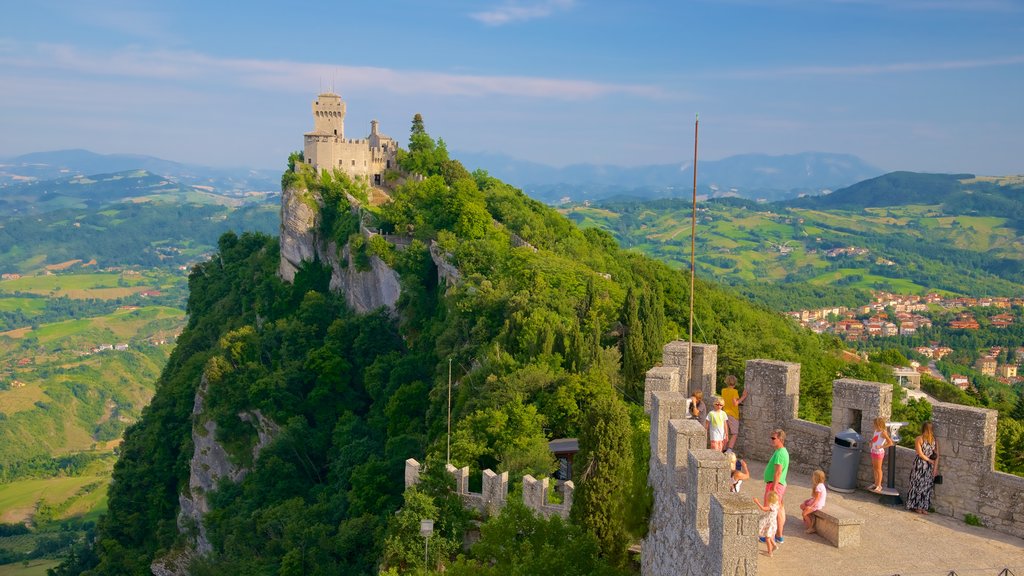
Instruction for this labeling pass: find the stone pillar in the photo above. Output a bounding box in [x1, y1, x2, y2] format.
[830, 378, 892, 436]
[666, 419, 707, 489]
[405, 458, 420, 488]
[931, 402, 997, 517]
[561, 480, 575, 512]
[645, 366, 680, 414]
[650, 391, 688, 469]
[661, 341, 718, 401]
[522, 475, 547, 512]
[482, 469, 508, 515]
[447, 464, 469, 495]
[831, 378, 893, 487]
[685, 449, 732, 537]
[690, 343, 719, 401]
[739, 359, 800, 460]
[662, 340, 691, 373]
[707, 493, 760, 576]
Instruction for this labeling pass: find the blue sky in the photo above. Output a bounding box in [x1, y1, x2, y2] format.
[2, 0, 1023, 174]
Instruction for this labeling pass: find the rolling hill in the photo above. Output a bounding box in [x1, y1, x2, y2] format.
[561, 172, 1024, 309]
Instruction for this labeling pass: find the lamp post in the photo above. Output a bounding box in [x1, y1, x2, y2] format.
[419, 518, 434, 569]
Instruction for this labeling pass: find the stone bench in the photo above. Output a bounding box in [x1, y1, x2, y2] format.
[812, 503, 863, 548]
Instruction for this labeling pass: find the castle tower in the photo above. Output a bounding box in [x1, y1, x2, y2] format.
[301, 92, 398, 186]
[304, 92, 345, 173]
[312, 92, 345, 138]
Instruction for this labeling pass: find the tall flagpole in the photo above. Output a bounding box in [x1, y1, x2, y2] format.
[688, 114, 699, 387]
[446, 358, 452, 465]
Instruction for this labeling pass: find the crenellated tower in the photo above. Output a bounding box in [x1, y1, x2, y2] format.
[302, 92, 397, 188]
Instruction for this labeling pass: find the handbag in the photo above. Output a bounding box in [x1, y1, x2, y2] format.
[933, 474, 943, 485]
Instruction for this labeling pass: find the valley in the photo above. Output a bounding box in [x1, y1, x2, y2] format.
[0, 165, 280, 570]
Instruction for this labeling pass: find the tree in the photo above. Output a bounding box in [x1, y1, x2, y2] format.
[570, 384, 633, 567]
[620, 288, 646, 398]
[446, 498, 628, 576]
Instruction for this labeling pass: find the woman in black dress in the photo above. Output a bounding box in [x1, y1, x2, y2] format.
[905, 421, 939, 514]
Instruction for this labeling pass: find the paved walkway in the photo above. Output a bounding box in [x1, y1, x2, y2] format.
[741, 459, 1024, 576]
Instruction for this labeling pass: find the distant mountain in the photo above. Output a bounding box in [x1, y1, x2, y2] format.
[786, 171, 975, 210]
[456, 150, 882, 203]
[785, 173, 1024, 233]
[0, 149, 280, 194]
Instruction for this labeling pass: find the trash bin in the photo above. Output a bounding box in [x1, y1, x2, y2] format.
[827, 428, 863, 493]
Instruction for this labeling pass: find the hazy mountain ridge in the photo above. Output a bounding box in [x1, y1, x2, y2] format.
[0, 149, 281, 196]
[457, 150, 883, 203]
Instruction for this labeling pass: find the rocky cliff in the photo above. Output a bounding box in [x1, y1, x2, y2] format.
[278, 185, 401, 313]
[151, 376, 281, 576]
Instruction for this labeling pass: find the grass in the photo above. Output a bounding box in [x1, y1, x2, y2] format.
[0, 272, 156, 300]
[0, 559, 62, 575]
[5, 305, 183, 345]
[0, 300, 45, 315]
[807, 268, 926, 292]
[0, 476, 108, 524]
[0, 386, 47, 415]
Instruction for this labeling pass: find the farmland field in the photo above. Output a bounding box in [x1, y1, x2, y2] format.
[0, 475, 109, 524]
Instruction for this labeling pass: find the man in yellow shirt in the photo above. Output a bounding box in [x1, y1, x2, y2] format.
[720, 374, 747, 451]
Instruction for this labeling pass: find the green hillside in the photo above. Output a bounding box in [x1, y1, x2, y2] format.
[0, 168, 279, 272]
[562, 177, 1024, 310]
[0, 169, 279, 570]
[58, 124, 908, 575]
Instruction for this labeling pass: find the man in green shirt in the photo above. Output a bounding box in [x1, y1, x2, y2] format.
[763, 428, 790, 544]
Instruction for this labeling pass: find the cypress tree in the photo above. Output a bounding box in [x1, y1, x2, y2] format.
[621, 287, 646, 396]
[570, 385, 633, 567]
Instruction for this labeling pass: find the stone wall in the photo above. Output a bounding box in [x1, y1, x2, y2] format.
[643, 343, 762, 576]
[404, 458, 572, 520]
[644, 340, 1024, 576]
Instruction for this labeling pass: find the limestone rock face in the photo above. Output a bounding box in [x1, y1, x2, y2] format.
[278, 186, 319, 282]
[152, 376, 281, 575]
[278, 184, 401, 314]
[334, 242, 401, 313]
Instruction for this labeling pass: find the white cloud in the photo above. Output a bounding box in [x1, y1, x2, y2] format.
[719, 54, 1024, 78]
[0, 41, 665, 101]
[470, 0, 575, 26]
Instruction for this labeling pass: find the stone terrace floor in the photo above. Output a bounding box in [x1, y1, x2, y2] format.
[740, 459, 1024, 576]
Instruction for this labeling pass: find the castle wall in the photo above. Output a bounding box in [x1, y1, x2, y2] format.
[303, 92, 398, 185]
[643, 385, 761, 576]
[644, 340, 1024, 576]
[403, 459, 572, 520]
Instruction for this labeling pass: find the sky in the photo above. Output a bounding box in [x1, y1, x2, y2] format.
[1, 0, 1023, 175]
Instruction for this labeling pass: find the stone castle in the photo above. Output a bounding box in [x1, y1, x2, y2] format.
[302, 92, 398, 187]
[643, 341, 1024, 575]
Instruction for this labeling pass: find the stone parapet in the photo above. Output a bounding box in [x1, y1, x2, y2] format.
[650, 390, 688, 468]
[644, 366, 680, 414]
[523, 475, 573, 519]
[405, 459, 566, 520]
[643, 340, 1024, 574]
[643, 341, 761, 576]
[737, 358, 800, 461]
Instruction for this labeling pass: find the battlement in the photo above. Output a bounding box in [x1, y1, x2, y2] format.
[404, 458, 572, 520]
[642, 341, 1024, 575]
[303, 92, 398, 187]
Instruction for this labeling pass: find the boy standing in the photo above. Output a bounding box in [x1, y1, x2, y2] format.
[720, 374, 747, 451]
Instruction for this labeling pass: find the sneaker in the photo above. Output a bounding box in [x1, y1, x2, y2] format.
[774, 536, 784, 544]
[758, 536, 766, 543]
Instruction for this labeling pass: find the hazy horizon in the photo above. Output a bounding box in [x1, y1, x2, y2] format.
[2, 1, 1023, 175]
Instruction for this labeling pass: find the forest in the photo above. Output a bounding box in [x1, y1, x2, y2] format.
[50, 120, 1024, 575]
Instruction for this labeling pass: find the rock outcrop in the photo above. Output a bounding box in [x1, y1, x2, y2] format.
[151, 376, 281, 575]
[278, 185, 401, 313]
